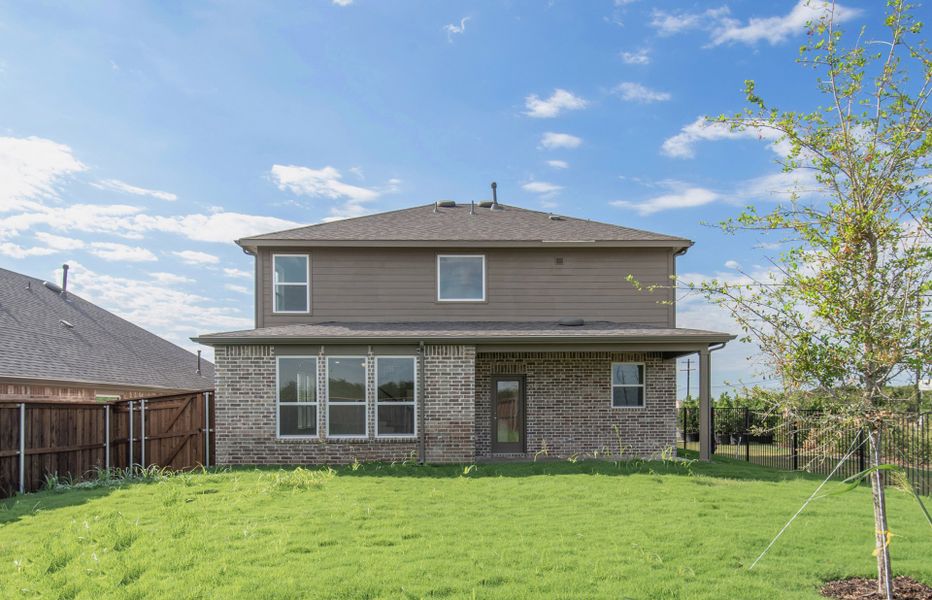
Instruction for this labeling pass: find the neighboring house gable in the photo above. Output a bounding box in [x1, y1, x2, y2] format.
[0, 267, 213, 400]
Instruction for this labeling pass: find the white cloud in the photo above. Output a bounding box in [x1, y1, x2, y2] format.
[88, 242, 157, 262]
[661, 116, 782, 159]
[173, 250, 219, 265]
[620, 49, 650, 65]
[612, 186, 719, 216]
[55, 261, 252, 353]
[711, 1, 861, 46]
[91, 178, 178, 201]
[650, 2, 860, 46]
[270, 165, 379, 202]
[270, 164, 384, 222]
[737, 170, 823, 202]
[546, 160, 569, 169]
[724, 260, 741, 270]
[34, 232, 85, 250]
[650, 7, 726, 36]
[522, 181, 563, 195]
[538, 132, 582, 150]
[523, 89, 589, 118]
[613, 82, 671, 103]
[131, 212, 301, 243]
[0, 241, 57, 259]
[224, 283, 251, 295]
[332, 0, 353, 6]
[444, 17, 470, 42]
[0, 136, 86, 212]
[150, 272, 194, 284]
[223, 267, 252, 279]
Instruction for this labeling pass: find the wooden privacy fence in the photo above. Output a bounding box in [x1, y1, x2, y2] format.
[0, 390, 214, 498]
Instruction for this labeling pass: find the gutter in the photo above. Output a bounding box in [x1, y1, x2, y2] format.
[192, 333, 736, 346]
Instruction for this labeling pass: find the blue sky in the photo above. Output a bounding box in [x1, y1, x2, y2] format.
[0, 1, 906, 397]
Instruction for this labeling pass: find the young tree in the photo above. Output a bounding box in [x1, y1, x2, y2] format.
[694, 1, 930, 596]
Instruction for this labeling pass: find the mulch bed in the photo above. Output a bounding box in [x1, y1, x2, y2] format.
[821, 577, 932, 599]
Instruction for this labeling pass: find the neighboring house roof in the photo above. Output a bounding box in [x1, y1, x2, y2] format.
[194, 320, 734, 346]
[0, 267, 214, 392]
[237, 203, 693, 250]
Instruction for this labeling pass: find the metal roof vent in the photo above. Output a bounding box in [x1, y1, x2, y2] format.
[436, 200, 456, 208]
[548, 213, 563, 221]
[490, 182, 502, 210]
[60, 319, 74, 329]
[43, 281, 62, 293]
[558, 318, 585, 327]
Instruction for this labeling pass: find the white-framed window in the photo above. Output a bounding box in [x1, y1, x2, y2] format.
[375, 357, 417, 437]
[277, 356, 318, 437]
[437, 255, 485, 302]
[273, 254, 310, 313]
[611, 362, 645, 408]
[326, 356, 368, 438]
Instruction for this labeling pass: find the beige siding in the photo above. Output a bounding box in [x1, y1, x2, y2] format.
[257, 246, 675, 328]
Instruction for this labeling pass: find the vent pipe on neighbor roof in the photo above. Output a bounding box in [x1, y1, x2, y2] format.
[197, 350, 202, 375]
[61, 264, 69, 298]
[470, 200, 475, 215]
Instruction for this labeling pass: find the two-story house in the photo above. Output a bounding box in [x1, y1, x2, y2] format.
[194, 198, 732, 464]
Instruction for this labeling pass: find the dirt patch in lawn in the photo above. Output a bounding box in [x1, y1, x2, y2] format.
[821, 576, 932, 599]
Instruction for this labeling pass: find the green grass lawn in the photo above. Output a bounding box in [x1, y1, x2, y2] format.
[1, 458, 930, 599]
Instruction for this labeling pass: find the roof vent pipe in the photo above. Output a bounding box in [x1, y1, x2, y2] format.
[470, 200, 476, 215]
[61, 264, 69, 298]
[197, 350, 202, 375]
[490, 182, 502, 210]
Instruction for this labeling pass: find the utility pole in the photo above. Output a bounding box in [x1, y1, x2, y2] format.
[680, 358, 696, 401]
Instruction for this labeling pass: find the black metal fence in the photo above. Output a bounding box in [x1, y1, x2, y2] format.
[678, 407, 931, 495]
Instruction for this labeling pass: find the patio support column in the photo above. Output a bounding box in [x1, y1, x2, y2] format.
[698, 348, 712, 461]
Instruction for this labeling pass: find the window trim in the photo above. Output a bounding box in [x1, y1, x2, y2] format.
[272, 253, 311, 314]
[325, 355, 369, 439]
[375, 356, 418, 439]
[610, 361, 646, 409]
[436, 254, 486, 302]
[276, 355, 319, 439]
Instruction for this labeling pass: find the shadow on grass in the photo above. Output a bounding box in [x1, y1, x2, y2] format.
[0, 486, 118, 526]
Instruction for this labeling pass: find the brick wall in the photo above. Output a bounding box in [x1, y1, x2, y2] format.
[475, 352, 676, 459]
[215, 345, 675, 465]
[422, 345, 476, 463]
[213, 344, 476, 465]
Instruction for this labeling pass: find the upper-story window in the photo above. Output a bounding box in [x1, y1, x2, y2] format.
[437, 255, 485, 302]
[273, 254, 309, 313]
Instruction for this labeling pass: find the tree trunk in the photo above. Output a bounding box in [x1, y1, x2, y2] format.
[869, 427, 894, 599]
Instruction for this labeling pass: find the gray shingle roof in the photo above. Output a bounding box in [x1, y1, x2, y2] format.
[238, 203, 691, 246]
[194, 320, 733, 345]
[0, 267, 214, 392]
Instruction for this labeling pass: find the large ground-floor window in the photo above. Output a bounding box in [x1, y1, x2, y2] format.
[376, 357, 417, 437]
[277, 356, 318, 437]
[327, 356, 368, 438]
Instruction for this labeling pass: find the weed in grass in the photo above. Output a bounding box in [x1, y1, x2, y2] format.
[258, 466, 335, 492]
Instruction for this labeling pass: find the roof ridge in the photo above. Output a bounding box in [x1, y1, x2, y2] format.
[238, 202, 690, 244]
[237, 203, 438, 243]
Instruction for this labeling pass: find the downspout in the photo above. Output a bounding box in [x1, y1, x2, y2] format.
[418, 341, 426, 464]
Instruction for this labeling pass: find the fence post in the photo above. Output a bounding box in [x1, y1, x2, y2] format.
[128, 400, 134, 468]
[140, 399, 146, 468]
[681, 406, 687, 451]
[104, 404, 110, 471]
[18, 403, 26, 494]
[857, 428, 865, 473]
[744, 407, 751, 463]
[792, 424, 799, 471]
[203, 392, 211, 467]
